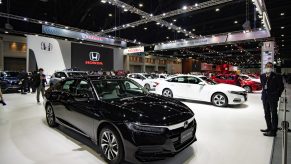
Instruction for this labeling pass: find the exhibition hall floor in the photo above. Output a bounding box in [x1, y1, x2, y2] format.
[0, 91, 273, 164]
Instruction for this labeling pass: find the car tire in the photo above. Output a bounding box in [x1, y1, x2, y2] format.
[144, 84, 151, 91]
[162, 88, 173, 98]
[211, 92, 228, 107]
[99, 126, 124, 164]
[45, 105, 58, 127]
[243, 86, 252, 93]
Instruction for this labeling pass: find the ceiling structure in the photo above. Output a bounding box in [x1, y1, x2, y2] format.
[0, 0, 290, 65]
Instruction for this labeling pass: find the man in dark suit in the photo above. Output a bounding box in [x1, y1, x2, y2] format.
[260, 62, 284, 137]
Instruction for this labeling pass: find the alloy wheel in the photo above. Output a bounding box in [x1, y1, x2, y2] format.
[213, 94, 226, 106]
[163, 89, 173, 97]
[243, 86, 252, 93]
[101, 130, 119, 161]
[46, 106, 54, 126]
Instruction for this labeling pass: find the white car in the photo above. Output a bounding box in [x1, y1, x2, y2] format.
[127, 73, 159, 91]
[155, 75, 247, 107]
[49, 71, 88, 86]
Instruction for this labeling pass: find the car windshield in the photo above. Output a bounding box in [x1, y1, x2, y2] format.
[92, 79, 148, 101]
[67, 72, 87, 77]
[199, 76, 217, 85]
[4, 72, 19, 77]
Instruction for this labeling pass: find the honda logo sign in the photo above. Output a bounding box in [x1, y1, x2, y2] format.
[41, 42, 53, 51]
[89, 52, 100, 61]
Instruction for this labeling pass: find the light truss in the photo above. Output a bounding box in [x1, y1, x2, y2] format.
[0, 12, 149, 45]
[97, 0, 233, 37]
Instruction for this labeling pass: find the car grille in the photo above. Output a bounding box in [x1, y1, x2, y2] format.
[169, 120, 196, 151]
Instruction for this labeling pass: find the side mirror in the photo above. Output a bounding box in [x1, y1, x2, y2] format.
[198, 82, 205, 86]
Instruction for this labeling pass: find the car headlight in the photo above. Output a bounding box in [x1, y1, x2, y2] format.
[228, 91, 245, 95]
[125, 122, 167, 134]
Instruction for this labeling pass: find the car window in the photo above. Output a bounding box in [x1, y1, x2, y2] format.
[62, 80, 76, 93]
[54, 72, 60, 78]
[93, 79, 147, 100]
[167, 77, 187, 83]
[187, 77, 201, 84]
[76, 80, 93, 98]
[227, 76, 235, 80]
[59, 72, 67, 78]
[240, 76, 248, 80]
[160, 75, 165, 78]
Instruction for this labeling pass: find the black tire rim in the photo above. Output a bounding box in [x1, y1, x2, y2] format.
[46, 106, 54, 125]
[101, 130, 119, 161]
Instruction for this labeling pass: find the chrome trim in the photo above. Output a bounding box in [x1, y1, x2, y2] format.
[134, 116, 195, 130]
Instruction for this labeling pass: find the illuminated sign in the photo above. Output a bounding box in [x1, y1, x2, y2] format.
[124, 46, 144, 54]
[42, 25, 127, 47]
[85, 52, 103, 65]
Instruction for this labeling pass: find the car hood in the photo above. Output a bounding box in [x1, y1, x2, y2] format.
[106, 94, 194, 126]
[214, 83, 246, 92]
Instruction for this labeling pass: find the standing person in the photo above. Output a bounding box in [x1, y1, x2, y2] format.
[0, 88, 6, 106]
[34, 68, 47, 103]
[260, 62, 284, 137]
[31, 71, 37, 93]
[18, 70, 28, 94]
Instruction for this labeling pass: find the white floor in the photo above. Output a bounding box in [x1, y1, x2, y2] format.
[0, 91, 273, 164]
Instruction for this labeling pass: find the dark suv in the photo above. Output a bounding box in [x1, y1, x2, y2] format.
[44, 76, 197, 163]
[0, 71, 21, 92]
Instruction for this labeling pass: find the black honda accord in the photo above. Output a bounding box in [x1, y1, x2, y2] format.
[44, 76, 197, 164]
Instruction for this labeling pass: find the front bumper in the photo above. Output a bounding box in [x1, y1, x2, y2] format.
[117, 119, 197, 163]
[228, 93, 247, 104]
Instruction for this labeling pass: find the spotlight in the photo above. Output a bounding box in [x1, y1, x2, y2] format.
[139, 3, 143, 7]
[101, 0, 106, 3]
[182, 6, 187, 10]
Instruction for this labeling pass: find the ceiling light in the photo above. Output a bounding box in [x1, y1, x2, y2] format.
[177, 31, 181, 33]
[282, 45, 284, 47]
[281, 34, 284, 37]
[65, 26, 69, 29]
[4, 31, 8, 34]
[280, 13, 285, 16]
[109, 13, 113, 17]
[173, 19, 176, 22]
[150, 14, 153, 17]
[144, 27, 147, 30]
[282, 40, 284, 42]
[281, 26, 285, 29]
[182, 6, 188, 10]
[23, 18, 28, 21]
[163, 13, 166, 16]
[38, 21, 43, 24]
[258, 28, 262, 30]
[122, 5, 125, 8]
[101, 0, 106, 3]
[192, 28, 195, 31]
[124, 8, 128, 12]
[166, 36, 169, 39]
[234, 20, 238, 24]
[215, 8, 220, 12]
[35, 34, 39, 36]
[156, 22, 160, 25]
[170, 23, 173, 26]
[195, 3, 198, 7]
[139, 3, 143, 7]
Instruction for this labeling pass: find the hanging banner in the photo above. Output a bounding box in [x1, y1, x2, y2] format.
[261, 41, 274, 73]
[154, 30, 270, 50]
[124, 46, 144, 54]
[42, 25, 127, 47]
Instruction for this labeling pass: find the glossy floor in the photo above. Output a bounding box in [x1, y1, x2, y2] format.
[0, 91, 273, 164]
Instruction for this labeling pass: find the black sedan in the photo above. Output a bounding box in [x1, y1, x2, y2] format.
[44, 76, 197, 164]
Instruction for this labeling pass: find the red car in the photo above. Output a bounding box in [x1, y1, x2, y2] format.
[211, 74, 262, 93]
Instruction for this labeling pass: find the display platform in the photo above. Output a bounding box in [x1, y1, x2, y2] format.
[0, 91, 273, 164]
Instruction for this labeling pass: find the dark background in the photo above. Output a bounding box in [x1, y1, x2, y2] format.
[71, 43, 114, 71]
